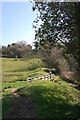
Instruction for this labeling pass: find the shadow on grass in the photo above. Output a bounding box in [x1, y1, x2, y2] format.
[2, 85, 80, 119]
[2, 90, 36, 119]
[28, 85, 80, 119]
[2, 94, 14, 117]
[75, 85, 80, 90]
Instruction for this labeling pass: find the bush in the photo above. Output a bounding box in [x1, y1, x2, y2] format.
[28, 64, 40, 71]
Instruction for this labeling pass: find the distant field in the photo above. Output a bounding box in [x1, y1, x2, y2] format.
[2, 57, 46, 85]
[1, 58, 80, 118]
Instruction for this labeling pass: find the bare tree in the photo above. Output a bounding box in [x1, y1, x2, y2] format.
[42, 45, 63, 73]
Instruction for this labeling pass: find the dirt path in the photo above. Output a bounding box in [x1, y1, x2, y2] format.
[5, 88, 36, 118]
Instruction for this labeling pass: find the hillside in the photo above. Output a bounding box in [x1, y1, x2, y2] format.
[1, 57, 80, 119]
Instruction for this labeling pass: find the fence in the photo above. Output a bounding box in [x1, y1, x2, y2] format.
[27, 74, 54, 83]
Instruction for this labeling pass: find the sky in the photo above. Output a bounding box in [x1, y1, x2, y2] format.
[2, 2, 37, 47]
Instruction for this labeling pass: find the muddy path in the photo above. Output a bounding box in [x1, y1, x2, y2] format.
[4, 88, 36, 118]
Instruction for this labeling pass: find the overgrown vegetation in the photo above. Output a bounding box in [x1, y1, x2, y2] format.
[32, 1, 80, 84]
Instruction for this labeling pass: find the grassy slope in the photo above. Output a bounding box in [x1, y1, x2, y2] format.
[1, 58, 80, 118]
[2, 57, 46, 116]
[18, 79, 80, 119]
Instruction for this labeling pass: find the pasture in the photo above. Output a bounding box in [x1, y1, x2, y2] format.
[1, 57, 80, 119]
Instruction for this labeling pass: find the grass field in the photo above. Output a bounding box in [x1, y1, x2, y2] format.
[18, 80, 80, 118]
[1, 57, 80, 118]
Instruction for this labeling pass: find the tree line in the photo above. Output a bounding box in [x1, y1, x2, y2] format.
[1, 41, 32, 58]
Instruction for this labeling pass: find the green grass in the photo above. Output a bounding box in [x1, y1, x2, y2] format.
[1, 57, 47, 116]
[2, 57, 46, 85]
[18, 79, 80, 118]
[1, 57, 80, 118]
